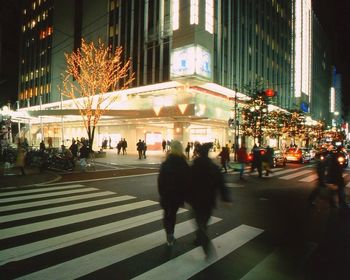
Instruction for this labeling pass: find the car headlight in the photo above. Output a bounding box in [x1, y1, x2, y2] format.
[338, 156, 345, 165]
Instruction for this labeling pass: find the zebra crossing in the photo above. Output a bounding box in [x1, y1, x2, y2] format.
[229, 165, 350, 183]
[0, 183, 265, 279]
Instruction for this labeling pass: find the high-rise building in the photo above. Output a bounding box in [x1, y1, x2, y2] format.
[16, 0, 332, 149]
[310, 10, 332, 124]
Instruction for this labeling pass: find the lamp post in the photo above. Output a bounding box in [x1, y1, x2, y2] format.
[234, 85, 239, 161]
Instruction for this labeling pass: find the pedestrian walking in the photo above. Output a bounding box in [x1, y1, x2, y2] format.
[325, 147, 349, 208]
[117, 140, 122, 155]
[142, 140, 147, 159]
[217, 145, 230, 173]
[308, 149, 336, 207]
[16, 138, 26, 175]
[237, 143, 248, 180]
[136, 139, 143, 159]
[162, 139, 167, 152]
[79, 142, 90, 171]
[185, 142, 191, 159]
[69, 140, 78, 158]
[251, 144, 262, 177]
[158, 140, 190, 246]
[262, 145, 274, 176]
[187, 143, 232, 258]
[39, 140, 46, 152]
[122, 138, 127, 155]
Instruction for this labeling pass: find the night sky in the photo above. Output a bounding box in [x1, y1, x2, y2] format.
[313, 0, 350, 117]
[0, 0, 349, 116]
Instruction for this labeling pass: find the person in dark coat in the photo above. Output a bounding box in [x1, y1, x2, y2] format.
[325, 147, 349, 208]
[188, 142, 232, 258]
[69, 140, 78, 158]
[136, 139, 143, 159]
[251, 144, 262, 177]
[217, 145, 230, 173]
[308, 149, 336, 207]
[158, 140, 191, 246]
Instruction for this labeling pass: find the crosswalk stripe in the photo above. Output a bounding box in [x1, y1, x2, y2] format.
[279, 170, 312, 180]
[0, 208, 187, 265]
[272, 166, 306, 176]
[0, 191, 115, 212]
[0, 195, 135, 223]
[0, 200, 158, 240]
[299, 174, 318, 182]
[0, 187, 99, 204]
[133, 224, 264, 280]
[15, 218, 222, 280]
[0, 184, 86, 197]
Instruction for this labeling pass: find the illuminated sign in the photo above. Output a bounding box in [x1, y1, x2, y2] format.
[171, 45, 212, 79]
[330, 87, 335, 112]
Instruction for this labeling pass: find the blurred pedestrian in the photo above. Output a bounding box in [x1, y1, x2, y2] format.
[262, 145, 274, 176]
[325, 147, 349, 208]
[136, 139, 143, 159]
[237, 143, 248, 180]
[308, 149, 336, 207]
[79, 142, 90, 171]
[217, 145, 230, 173]
[39, 140, 46, 152]
[158, 140, 190, 246]
[188, 143, 232, 258]
[185, 142, 191, 160]
[122, 138, 127, 155]
[162, 139, 167, 152]
[69, 140, 78, 158]
[16, 138, 26, 175]
[142, 140, 147, 159]
[251, 144, 262, 177]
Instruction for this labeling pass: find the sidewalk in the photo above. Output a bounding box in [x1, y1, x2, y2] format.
[0, 149, 222, 188]
[0, 168, 59, 188]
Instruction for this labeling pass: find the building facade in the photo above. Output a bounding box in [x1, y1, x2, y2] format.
[17, 0, 332, 150]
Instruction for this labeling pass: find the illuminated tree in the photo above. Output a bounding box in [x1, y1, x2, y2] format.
[60, 39, 134, 148]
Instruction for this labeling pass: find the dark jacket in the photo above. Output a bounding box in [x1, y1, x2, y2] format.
[326, 151, 343, 184]
[79, 145, 90, 159]
[188, 156, 231, 209]
[158, 154, 190, 208]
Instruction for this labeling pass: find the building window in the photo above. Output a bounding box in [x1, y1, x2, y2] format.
[205, 0, 214, 34]
[190, 0, 199, 25]
[172, 0, 179, 30]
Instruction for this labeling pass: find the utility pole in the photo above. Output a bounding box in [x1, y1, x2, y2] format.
[234, 85, 239, 161]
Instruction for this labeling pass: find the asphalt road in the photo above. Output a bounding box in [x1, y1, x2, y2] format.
[1, 163, 349, 279]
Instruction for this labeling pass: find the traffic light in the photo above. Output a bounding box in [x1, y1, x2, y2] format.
[264, 88, 276, 97]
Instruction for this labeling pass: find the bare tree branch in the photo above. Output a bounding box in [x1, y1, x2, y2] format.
[58, 39, 134, 147]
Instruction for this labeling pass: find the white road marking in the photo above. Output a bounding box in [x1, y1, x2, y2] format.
[16, 218, 222, 280]
[0, 187, 99, 204]
[1, 196, 134, 223]
[0, 200, 157, 240]
[0, 184, 87, 197]
[299, 174, 318, 182]
[0, 209, 187, 265]
[132, 225, 264, 280]
[0, 191, 115, 212]
[279, 170, 312, 180]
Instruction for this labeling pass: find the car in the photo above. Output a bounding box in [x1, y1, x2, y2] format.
[273, 150, 287, 167]
[285, 147, 311, 163]
[246, 148, 266, 163]
[247, 147, 285, 168]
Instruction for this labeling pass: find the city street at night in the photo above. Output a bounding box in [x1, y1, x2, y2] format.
[1, 0, 350, 279]
[1, 153, 350, 279]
